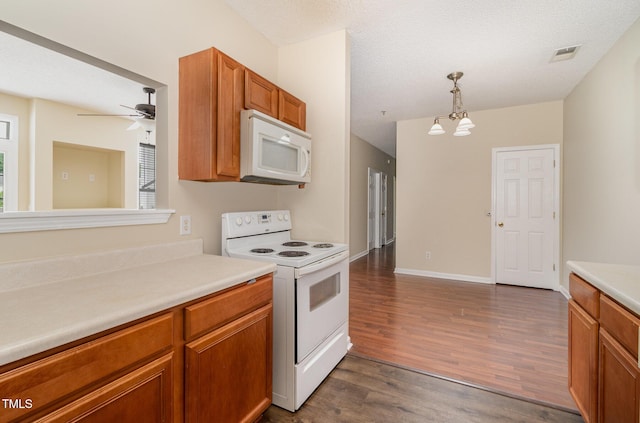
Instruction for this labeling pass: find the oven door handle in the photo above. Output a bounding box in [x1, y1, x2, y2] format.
[295, 250, 349, 278]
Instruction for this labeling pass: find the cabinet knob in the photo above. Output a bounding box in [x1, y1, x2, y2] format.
[497, 222, 504, 227]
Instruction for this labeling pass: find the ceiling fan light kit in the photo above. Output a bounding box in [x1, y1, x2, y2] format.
[428, 72, 475, 137]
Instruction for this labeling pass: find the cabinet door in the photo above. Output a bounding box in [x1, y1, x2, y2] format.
[599, 328, 640, 423]
[37, 353, 173, 423]
[278, 89, 306, 131]
[568, 300, 598, 423]
[185, 304, 272, 423]
[216, 51, 244, 178]
[245, 69, 278, 118]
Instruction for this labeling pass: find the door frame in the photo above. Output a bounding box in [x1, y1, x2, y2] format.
[367, 167, 388, 250]
[490, 144, 560, 289]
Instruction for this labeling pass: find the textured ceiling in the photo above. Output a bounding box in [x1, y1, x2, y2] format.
[225, 0, 640, 156]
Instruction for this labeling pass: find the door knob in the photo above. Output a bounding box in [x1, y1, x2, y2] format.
[497, 222, 504, 227]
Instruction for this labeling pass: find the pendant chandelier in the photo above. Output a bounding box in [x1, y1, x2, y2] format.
[428, 72, 475, 137]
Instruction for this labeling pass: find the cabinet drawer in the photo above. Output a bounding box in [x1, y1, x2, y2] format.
[570, 273, 600, 319]
[0, 313, 173, 422]
[185, 274, 273, 340]
[600, 295, 640, 359]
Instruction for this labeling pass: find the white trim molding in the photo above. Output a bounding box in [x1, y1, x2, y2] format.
[394, 267, 493, 285]
[350, 249, 370, 262]
[0, 209, 175, 233]
[558, 285, 571, 300]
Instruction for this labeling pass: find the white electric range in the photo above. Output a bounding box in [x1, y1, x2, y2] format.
[222, 210, 350, 412]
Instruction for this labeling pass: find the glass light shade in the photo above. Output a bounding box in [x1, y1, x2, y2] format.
[128, 118, 155, 132]
[453, 127, 471, 137]
[428, 123, 445, 135]
[457, 116, 475, 130]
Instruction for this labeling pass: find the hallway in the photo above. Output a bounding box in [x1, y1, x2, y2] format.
[348, 244, 577, 412]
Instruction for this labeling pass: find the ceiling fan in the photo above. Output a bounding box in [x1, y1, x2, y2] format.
[78, 86, 156, 121]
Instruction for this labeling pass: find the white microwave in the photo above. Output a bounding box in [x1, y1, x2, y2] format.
[240, 109, 311, 185]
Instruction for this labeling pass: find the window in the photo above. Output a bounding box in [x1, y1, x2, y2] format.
[0, 114, 18, 212]
[138, 142, 155, 209]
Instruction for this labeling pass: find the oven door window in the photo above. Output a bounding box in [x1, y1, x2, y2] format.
[309, 274, 340, 311]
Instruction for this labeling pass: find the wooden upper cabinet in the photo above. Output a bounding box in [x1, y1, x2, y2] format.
[245, 69, 278, 118]
[179, 48, 244, 181]
[279, 89, 306, 131]
[179, 46, 307, 182]
[245, 68, 307, 131]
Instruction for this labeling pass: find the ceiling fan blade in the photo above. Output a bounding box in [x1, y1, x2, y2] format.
[120, 104, 138, 111]
[120, 104, 154, 119]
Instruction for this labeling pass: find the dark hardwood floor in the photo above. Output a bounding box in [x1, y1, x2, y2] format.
[261, 355, 583, 422]
[348, 243, 577, 411]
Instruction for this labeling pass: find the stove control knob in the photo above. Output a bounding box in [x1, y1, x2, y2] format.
[235, 217, 243, 226]
[245, 215, 252, 224]
[284, 214, 289, 221]
[277, 213, 283, 221]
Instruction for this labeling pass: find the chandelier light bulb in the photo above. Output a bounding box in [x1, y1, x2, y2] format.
[428, 119, 445, 135]
[457, 116, 475, 130]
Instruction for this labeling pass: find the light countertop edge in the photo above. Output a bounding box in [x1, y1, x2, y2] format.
[567, 260, 640, 315]
[0, 254, 276, 366]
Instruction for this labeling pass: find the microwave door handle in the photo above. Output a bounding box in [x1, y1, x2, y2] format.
[301, 147, 310, 177]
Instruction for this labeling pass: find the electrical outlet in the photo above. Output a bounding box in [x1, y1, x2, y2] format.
[180, 215, 192, 235]
[425, 251, 431, 260]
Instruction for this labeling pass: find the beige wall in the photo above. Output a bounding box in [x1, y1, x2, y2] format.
[349, 133, 396, 257]
[52, 143, 123, 209]
[396, 101, 563, 280]
[277, 30, 351, 244]
[563, 18, 640, 274]
[0, 1, 349, 262]
[33, 99, 139, 210]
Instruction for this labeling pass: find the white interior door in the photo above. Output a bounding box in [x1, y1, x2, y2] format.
[494, 146, 558, 289]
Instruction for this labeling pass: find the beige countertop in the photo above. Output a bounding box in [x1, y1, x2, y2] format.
[567, 260, 640, 315]
[0, 240, 276, 366]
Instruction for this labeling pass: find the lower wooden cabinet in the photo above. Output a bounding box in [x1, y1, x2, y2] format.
[569, 272, 640, 423]
[185, 304, 273, 423]
[599, 328, 640, 423]
[0, 274, 274, 423]
[568, 299, 598, 423]
[36, 353, 173, 423]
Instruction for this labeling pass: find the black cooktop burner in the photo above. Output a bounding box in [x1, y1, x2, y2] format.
[278, 250, 310, 257]
[313, 243, 334, 248]
[282, 241, 308, 247]
[250, 248, 275, 254]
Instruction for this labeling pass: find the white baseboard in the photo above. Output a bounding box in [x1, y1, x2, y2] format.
[349, 250, 369, 262]
[394, 267, 493, 285]
[558, 285, 571, 300]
